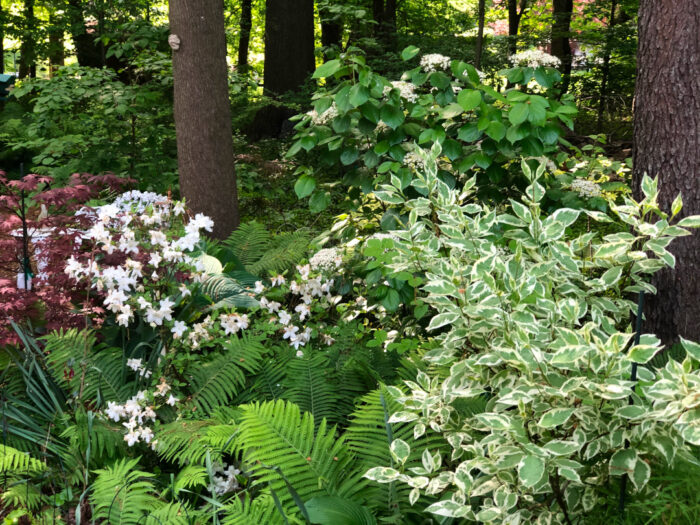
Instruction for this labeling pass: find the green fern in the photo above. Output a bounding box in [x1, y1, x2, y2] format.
[91, 457, 161, 525]
[200, 274, 260, 310]
[187, 335, 264, 415]
[223, 221, 273, 268]
[155, 419, 224, 466]
[222, 494, 286, 525]
[247, 231, 310, 276]
[344, 386, 449, 518]
[233, 399, 360, 511]
[0, 445, 45, 474]
[282, 354, 340, 426]
[234, 347, 293, 404]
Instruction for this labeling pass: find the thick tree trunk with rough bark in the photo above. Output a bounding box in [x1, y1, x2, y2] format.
[169, 0, 239, 239]
[551, 0, 573, 92]
[48, 14, 65, 77]
[475, 0, 486, 69]
[0, 3, 4, 74]
[633, 0, 700, 345]
[264, 0, 315, 96]
[67, 0, 103, 68]
[237, 0, 253, 74]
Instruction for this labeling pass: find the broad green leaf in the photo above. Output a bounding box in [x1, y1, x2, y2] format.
[457, 89, 481, 111]
[198, 254, 223, 274]
[294, 174, 316, 199]
[509, 103, 529, 125]
[309, 190, 330, 213]
[677, 215, 700, 228]
[518, 455, 545, 488]
[401, 45, 420, 61]
[313, 59, 342, 78]
[427, 312, 459, 330]
[380, 104, 405, 129]
[486, 121, 507, 141]
[364, 467, 402, 483]
[630, 458, 651, 491]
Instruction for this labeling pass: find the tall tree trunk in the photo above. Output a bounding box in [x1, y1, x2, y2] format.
[632, 0, 700, 346]
[507, 0, 528, 56]
[48, 14, 65, 77]
[596, 0, 617, 132]
[67, 0, 104, 68]
[0, 2, 4, 75]
[18, 0, 36, 78]
[169, 0, 239, 238]
[237, 0, 253, 74]
[475, 0, 486, 69]
[551, 0, 573, 92]
[264, 0, 315, 95]
[383, 0, 397, 48]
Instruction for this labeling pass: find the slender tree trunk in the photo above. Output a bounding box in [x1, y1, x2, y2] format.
[507, 0, 528, 56]
[383, 0, 397, 48]
[264, 0, 315, 95]
[475, 0, 486, 69]
[0, 3, 4, 74]
[597, 0, 617, 132]
[237, 0, 253, 74]
[169, 0, 239, 238]
[551, 0, 573, 92]
[19, 0, 36, 78]
[48, 14, 65, 77]
[67, 0, 103, 68]
[632, 0, 700, 345]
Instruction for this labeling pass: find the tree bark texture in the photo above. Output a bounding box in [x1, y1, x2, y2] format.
[67, 0, 104, 68]
[551, 0, 573, 92]
[633, 0, 700, 345]
[237, 0, 253, 73]
[19, 0, 36, 78]
[48, 14, 65, 77]
[475, 0, 486, 69]
[169, 0, 239, 239]
[264, 0, 315, 95]
[507, 0, 528, 56]
[0, 2, 4, 74]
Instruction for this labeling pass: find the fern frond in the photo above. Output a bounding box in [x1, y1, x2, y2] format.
[173, 465, 209, 493]
[143, 502, 196, 525]
[248, 231, 310, 276]
[91, 458, 160, 525]
[223, 222, 272, 268]
[155, 420, 222, 466]
[282, 354, 340, 425]
[235, 347, 292, 404]
[0, 480, 45, 511]
[222, 494, 285, 525]
[201, 274, 260, 310]
[187, 335, 264, 415]
[0, 445, 45, 474]
[234, 400, 358, 510]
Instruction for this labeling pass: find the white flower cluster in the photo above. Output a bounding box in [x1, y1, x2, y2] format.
[570, 178, 602, 198]
[420, 53, 451, 72]
[383, 80, 418, 102]
[307, 103, 339, 126]
[210, 463, 241, 495]
[104, 383, 177, 447]
[375, 121, 391, 134]
[220, 313, 249, 335]
[403, 150, 425, 172]
[127, 357, 152, 379]
[256, 265, 340, 357]
[509, 49, 561, 69]
[109, 190, 174, 214]
[65, 200, 210, 328]
[309, 247, 343, 272]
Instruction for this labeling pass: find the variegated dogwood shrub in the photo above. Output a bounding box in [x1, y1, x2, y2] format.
[364, 145, 700, 524]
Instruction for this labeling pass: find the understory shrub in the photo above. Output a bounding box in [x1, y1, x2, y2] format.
[364, 144, 700, 523]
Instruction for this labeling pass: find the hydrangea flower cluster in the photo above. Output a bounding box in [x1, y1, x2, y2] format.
[509, 49, 561, 69]
[307, 103, 339, 126]
[419, 53, 451, 72]
[403, 150, 426, 172]
[570, 178, 602, 198]
[309, 247, 343, 272]
[65, 194, 210, 328]
[383, 80, 418, 102]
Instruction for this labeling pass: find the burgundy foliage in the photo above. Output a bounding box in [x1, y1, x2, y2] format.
[0, 171, 133, 346]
